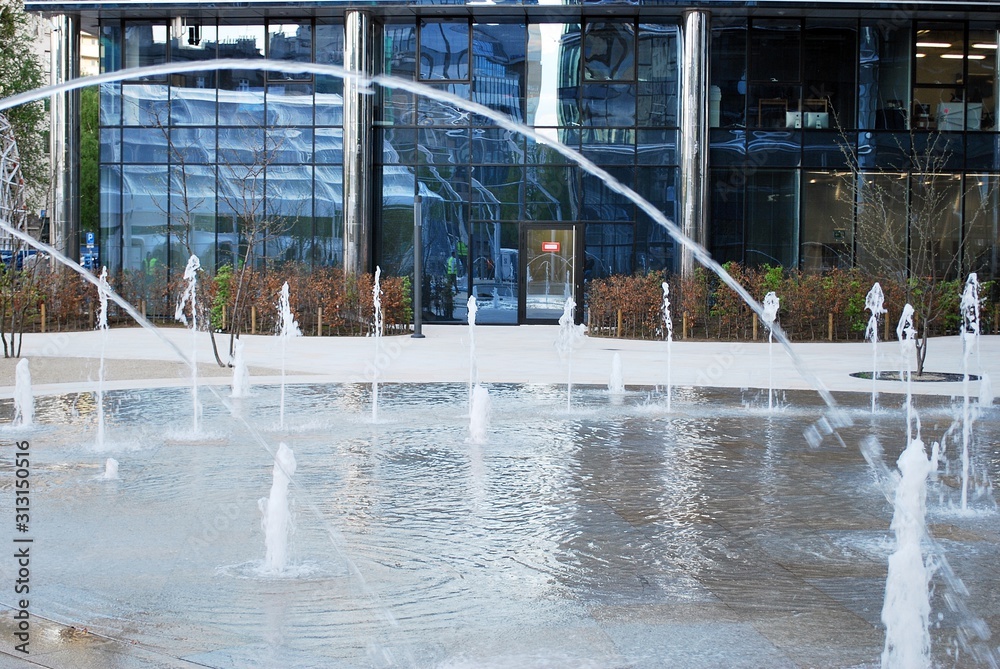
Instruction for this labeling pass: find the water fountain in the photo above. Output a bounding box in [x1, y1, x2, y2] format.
[101, 457, 119, 480]
[0, 60, 996, 668]
[95, 266, 110, 448]
[174, 254, 201, 435]
[277, 281, 301, 429]
[959, 273, 982, 512]
[259, 442, 296, 574]
[881, 435, 934, 669]
[865, 282, 886, 414]
[554, 296, 585, 411]
[231, 337, 251, 398]
[12, 357, 32, 426]
[467, 294, 479, 410]
[897, 304, 917, 443]
[761, 291, 780, 411]
[371, 266, 383, 423]
[662, 281, 673, 412]
[608, 352, 625, 395]
[468, 383, 491, 444]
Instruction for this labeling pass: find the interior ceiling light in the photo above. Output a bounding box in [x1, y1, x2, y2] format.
[916, 53, 926, 58]
[940, 53, 964, 59]
[967, 54, 987, 60]
[916, 41, 952, 48]
[972, 43, 998, 49]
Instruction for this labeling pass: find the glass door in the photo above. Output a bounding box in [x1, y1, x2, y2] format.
[521, 226, 578, 322]
[470, 221, 519, 324]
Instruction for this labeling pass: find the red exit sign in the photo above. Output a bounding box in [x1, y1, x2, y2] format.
[541, 241, 561, 252]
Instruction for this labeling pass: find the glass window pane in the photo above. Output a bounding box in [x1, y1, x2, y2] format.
[472, 23, 526, 123]
[581, 167, 634, 222]
[124, 23, 167, 79]
[218, 25, 265, 126]
[527, 24, 578, 127]
[711, 23, 748, 129]
[122, 127, 168, 163]
[170, 86, 217, 126]
[965, 174, 999, 280]
[471, 166, 523, 222]
[856, 172, 906, 275]
[637, 24, 678, 127]
[860, 24, 911, 131]
[801, 171, 853, 273]
[267, 84, 315, 125]
[268, 23, 312, 80]
[581, 128, 635, 165]
[100, 24, 122, 73]
[583, 22, 634, 81]
[170, 164, 217, 268]
[581, 83, 635, 127]
[586, 223, 633, 277]
[526, 165, 578, 221]
[915, 23, 965, 86]
[266, 165, 314, 264]
[384, 24, 418, 80]
[750, 20, 800, 84]
[122, 165, 169, 271]
[471, 128, 524, 166]
[746, 170, 798, 267]
[420, 20, 470, 81]
[911, 173, 962, 280]
[100, 128, 121, 163]
[968, 28, 997, 131]
[170, 23, 218, 97]
[315, 165, 343, 267]
[267, 127, 313, 164]
[121, 83, 168, 126]
[316, 22, 345, 97]
[637, 129, 677, 165]
[100, 165, 123, 271]
[803, 21, 856, 131]
[710, 167, 744, 264]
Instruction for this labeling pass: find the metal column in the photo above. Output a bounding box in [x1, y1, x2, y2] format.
[679, 9, 710, 279]
[50, 15, 80, 263]
[343, 10, 375, 277]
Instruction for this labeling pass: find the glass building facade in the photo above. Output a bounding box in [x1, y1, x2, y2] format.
[25, 0, 1000, 324]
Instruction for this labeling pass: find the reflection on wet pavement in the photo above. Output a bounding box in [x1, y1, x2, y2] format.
[0, 384, 996, 668]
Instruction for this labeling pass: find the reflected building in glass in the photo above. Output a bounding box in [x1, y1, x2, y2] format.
[26, 0, 1000, 323]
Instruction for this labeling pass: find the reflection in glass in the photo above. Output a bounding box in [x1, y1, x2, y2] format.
[472, 23, 526, 123]
[746, 170, 798, 267]
[170, 164, 217, 269]
[801, 171, 852, 272]
[584, 22, 634, 81]
[911, 173, 962, 279]
[525, 227, 575, 320]
[965, 174, 999, 279]
[268, 23, 313, 80]
[856, 172, 906, 275]
[122, 165, 169, 270]
[420, 21, 470, 81]
[471, 221, 519, 324]
[527, 24, 578, 127]
[124, 23, 167, 79]
[709, 168, 745, 264]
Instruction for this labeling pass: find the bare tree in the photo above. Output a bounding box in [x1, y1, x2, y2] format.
[216, 125, 301, 362]
[837, 127, 995, 375]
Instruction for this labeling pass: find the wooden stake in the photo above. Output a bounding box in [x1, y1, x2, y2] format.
[251, 306, 257, 334]
[40, 302, 46, 334]
[828, 312, 834, 341]
[317, 306, 323, 336]
[752, 317, 758, 341]
[683, 312, 689, 340]
[616, 309, 623, 338]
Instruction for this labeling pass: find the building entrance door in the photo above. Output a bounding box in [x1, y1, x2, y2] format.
[520, 225, 579, 323]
